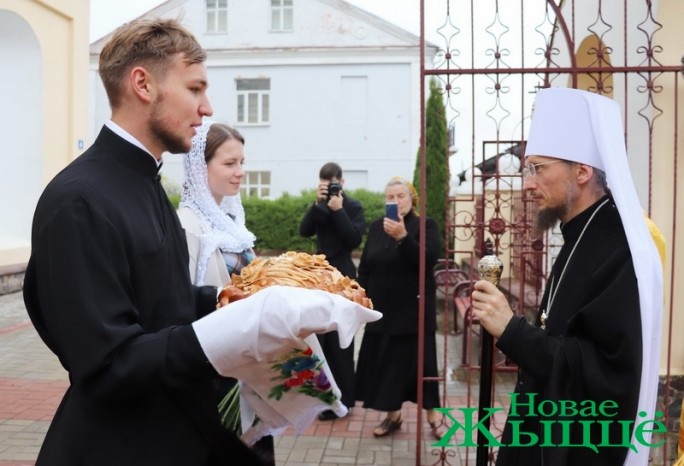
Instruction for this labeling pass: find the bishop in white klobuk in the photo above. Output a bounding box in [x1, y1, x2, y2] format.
[471, 87, 663, 466]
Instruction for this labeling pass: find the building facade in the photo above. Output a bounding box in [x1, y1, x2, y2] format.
[89, 0, 438, 199]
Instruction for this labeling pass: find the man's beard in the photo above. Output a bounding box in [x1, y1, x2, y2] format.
[149, 99, 191, 154]
[532, 183, 577, 236]
[533, 206, 563, 236]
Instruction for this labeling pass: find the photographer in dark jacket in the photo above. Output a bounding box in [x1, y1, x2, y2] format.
[299, 162, 366, 420]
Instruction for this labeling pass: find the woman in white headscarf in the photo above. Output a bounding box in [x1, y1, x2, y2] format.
[178, 121, 274, 465]
[178, 121, 256, 286]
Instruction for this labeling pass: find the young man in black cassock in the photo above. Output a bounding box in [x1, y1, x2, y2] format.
[22, 19, 381, 466]
[471, 88, 662, 466]
[22, 19, 267, 466]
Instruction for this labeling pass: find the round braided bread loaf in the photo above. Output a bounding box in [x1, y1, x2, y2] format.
[218, 251, 373, 309]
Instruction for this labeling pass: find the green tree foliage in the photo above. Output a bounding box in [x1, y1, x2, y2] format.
[242, 193, 316, 252]
[412, 79, 449, 252]
[346, 188, 385, 226]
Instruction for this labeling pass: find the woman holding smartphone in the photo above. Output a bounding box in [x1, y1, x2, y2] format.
[354, 176, 447, 439]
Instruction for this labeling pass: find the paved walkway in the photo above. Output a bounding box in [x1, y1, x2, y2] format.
[0, 291, 516, 466]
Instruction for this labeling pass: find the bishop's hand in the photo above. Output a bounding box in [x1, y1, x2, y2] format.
[471, 280, 514, 338]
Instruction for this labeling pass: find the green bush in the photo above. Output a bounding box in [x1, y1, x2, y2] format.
[167, 193, 181, 209]
[161, 175, 182, 210]
[347, 188, 385, 226]
[243, 193, 316, 252]
[164, 185, 386, 252]
[245, 189, 386, 252]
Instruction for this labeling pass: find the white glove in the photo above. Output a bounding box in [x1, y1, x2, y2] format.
[192, 285, 382, 376]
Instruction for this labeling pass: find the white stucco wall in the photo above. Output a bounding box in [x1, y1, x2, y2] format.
[157, 61, 415, 196]
[90, 0, 432, 198]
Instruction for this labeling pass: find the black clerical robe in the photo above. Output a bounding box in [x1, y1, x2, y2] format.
[495, 196, 642, 466]
[299, 194, 365, 408]
[358, 210, 440, 335]
[23, 127, 262, 465]
[299, 195, 365, 278]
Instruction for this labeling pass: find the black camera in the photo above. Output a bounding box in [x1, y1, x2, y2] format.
[327, 181, 342, 198]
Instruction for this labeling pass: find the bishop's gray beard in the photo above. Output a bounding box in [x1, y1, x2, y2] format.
[533, 207, 563, 236]
[532, 183, 577, 236]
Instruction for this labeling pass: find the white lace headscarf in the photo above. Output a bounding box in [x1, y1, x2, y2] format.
[180, 121, 256, 285]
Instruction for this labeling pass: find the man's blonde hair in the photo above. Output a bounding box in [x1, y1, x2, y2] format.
[99, 18, 206, 108]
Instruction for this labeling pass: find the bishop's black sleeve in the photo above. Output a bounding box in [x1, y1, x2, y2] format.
[496, 248, 642, 400]
[29, 198, 211, 402]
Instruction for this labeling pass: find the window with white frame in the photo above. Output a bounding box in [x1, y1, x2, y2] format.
[206, 0, 228, 33]
[241, 171, 271, 199]
[236, 78, 270, 125]
[270, 0, 293, 31]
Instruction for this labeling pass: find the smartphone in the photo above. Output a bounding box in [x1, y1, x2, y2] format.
[385, 202, 399, 221]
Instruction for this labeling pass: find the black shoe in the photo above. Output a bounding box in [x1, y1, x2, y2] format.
[317, 410, 339, 421]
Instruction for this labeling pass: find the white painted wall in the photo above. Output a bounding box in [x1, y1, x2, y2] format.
[160, 61, 414, 196]
[90, 0, 433, 197]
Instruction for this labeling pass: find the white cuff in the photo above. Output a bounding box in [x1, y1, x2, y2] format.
[192, 285, 381, 376]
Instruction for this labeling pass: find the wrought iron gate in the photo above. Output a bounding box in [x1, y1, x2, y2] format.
[415, 1, 683, 465]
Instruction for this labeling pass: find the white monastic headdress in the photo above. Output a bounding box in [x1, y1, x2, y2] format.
[525, 87, 663, 466]
[180, 121, 256, 285]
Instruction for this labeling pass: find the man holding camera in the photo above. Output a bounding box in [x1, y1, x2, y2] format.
[299, 162, 366, 420]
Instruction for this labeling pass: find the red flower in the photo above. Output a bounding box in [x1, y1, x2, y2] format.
[296, 369, 315, 380]
[284, 377, 305, 388]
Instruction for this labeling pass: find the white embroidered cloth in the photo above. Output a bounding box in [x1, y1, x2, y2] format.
[192, 285, 382, 444]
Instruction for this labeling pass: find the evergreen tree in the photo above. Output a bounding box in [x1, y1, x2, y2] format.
[413, 79, 449, 252]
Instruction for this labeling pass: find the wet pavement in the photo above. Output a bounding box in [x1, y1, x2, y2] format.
[0, 290, 516, 465]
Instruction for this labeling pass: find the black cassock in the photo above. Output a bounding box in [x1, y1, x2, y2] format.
[23, 126, 263, 465]
[495, 196, 642, 466]
[354, 211, 442, 411]
[299, 195, 365, 408]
